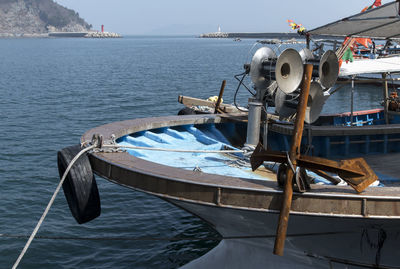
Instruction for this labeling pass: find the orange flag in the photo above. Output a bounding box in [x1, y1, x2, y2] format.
[354, 38, 372, 48]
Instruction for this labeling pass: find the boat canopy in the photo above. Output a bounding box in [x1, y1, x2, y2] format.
[308, 1, 400, 39]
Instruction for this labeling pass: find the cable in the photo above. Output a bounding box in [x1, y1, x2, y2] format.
[233, 73, 250, 112]
[234, 72, 254, 95]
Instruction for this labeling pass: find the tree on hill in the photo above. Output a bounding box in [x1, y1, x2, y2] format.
[27, 0, 91, 29]
[0, 0, 91, 33]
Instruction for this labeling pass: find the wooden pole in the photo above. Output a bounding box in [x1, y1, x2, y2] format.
[214, 80, 226, 114]
[273, 64, 313, 256]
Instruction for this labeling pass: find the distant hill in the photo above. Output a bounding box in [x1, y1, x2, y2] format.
[0, 0, 91, 36]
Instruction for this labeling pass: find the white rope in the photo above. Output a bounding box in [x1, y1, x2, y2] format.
[100, 144, 245, 154]
[13, 142, 245, 268]
[12, 145, 96, 269]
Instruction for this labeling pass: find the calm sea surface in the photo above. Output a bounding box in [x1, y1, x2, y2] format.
[0, 36, 382, 268]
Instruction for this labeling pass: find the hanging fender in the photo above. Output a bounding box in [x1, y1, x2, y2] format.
[57, 144, 101, 224]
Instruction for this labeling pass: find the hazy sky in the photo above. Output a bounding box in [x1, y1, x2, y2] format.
[55, 0, 389, 35]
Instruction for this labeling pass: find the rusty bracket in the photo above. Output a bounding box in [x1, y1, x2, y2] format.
[250, 143, 378, 193]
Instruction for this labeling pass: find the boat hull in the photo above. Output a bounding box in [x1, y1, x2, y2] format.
[170, 198, 400, 268]
[82, 114, 400, 268]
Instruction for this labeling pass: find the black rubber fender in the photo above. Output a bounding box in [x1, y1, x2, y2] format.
[178, 107, 196, 115]
[277, 163, 288, 188]
[57, 144, 101, 224]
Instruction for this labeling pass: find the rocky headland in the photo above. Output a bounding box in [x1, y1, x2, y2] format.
[0, 0, 91, 37]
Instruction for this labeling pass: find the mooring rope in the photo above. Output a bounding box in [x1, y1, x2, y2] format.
[12, 141, 248, 268]
[12, 145, 97, 269]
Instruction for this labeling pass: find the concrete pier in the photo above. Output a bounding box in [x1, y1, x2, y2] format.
[200, 32, 300, 39]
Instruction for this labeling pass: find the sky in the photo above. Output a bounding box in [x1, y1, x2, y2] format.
[55, 0, 389, 35]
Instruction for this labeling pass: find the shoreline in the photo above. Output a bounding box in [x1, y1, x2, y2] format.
[0, 31, 122, 38]
[0, 33, 50, 38]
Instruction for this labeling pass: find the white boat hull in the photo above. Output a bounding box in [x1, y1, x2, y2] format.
[170, 199, 400, 269]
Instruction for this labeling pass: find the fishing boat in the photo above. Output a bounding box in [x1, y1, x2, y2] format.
[57, 1, 400, 268]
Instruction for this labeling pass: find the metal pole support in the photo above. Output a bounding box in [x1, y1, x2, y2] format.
[245, 98, 263, 147]
[382, 73, 389, 124]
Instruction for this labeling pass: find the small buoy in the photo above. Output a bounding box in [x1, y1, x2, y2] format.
[57, 144, 101, 224]
[207, 96, 222, 103]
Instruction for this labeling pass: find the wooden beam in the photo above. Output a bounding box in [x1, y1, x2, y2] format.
[178, 95, 239, 113]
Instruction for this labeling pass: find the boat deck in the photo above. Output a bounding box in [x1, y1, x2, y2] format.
[116, 123, 273, 181]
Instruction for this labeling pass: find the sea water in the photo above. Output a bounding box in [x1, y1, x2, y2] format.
[0, 36, 382, 268]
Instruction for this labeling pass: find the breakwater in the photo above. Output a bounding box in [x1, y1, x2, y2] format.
[200, 32, 301, 39]
[199, 32, 341, 40]
[48, 31, 122, 38]
[85, 32, 122, 38]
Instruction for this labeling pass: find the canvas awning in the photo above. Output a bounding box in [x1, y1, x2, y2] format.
[308, 1, 400, 39]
